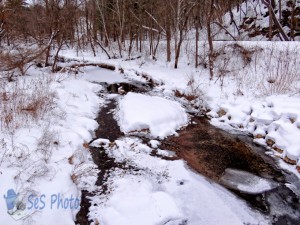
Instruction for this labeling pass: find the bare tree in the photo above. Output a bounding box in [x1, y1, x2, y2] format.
[173, 0, 197, 69]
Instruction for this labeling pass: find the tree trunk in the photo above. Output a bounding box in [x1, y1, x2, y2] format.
[268, 5, 273, 40]
[174, 30, 183, 69]
[207, 0, 214, 79]
[166, 17, 171, 62]
[262, 0, 289, 41]
[195, 24, 199, 68]
[279, 0, 282, 21]
[290, 0, 296, 41]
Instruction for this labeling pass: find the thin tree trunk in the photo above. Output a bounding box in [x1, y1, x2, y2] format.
[52, 39, 63, 72]
[195, 23, 199, 68]
[279, 0, 282, 21]
[262, 0, 289, 41]
[153, 32, 161, 59]
[94, 39, 111, 59]
[166, 17, 171, 62]
[290, 0, 296, 41]
[207, 0, 214, 79]
[268, 5, 273, 40]
[174, 30, 183, 69]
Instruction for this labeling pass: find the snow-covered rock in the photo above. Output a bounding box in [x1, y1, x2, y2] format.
[117, 93, 188, 139]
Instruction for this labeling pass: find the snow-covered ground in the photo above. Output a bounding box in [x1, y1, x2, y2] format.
[0, 71, 103, 224]
[0, 61, 268, 225]
[214, 0, 300, 41]
[1, 38, 299, 225]
[89, 137, 267, 225]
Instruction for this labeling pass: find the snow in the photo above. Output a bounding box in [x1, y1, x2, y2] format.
[149, 140, 161, 148]
[1, 27, 299, 225]
[54, 41, 300, 225]
[88, 138, 266, 225]
[98, 176, 182, 225]
[215, 0, 300, 41]
[79, 41, 298, 166]
[117, 93, 189, 138]
[0, 73, 103, 225]
[211, 95, 300, 161]
[82, 66, 127, 84]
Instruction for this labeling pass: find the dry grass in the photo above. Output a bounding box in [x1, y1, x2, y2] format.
[36, 127, 58, 163]
[174, 89, 197, 101]
[259, 45, 300, 96]
[0, 75, 57, 132]
[229, 44, 300, 97]
[71, 162, 99, 189]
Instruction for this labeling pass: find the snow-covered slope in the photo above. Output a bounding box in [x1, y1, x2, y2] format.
[215, 0, 300, 41]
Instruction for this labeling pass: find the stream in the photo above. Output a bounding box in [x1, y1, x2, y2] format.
[76, 79, 300, 225]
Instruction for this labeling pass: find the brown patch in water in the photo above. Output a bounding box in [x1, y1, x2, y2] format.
[160, 117, 282, 182]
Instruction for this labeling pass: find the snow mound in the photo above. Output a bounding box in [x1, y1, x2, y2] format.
[117, 93, 188, 138]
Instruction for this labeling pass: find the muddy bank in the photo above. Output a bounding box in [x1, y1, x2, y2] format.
[160, 116, 300, 223]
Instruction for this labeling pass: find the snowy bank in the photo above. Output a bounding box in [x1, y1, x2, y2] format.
[0, 73, 102, 225]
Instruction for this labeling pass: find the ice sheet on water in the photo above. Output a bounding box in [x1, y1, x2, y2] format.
[220, 168, 278, 194]
[83, 66, 127, 84]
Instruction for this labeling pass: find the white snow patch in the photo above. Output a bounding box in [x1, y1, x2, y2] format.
[117, 93, 188, 138]
[149, 140, 161, 148]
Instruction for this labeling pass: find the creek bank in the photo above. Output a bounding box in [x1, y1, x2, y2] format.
[159, 116, 300, 223]
[76, 77, 300, 225]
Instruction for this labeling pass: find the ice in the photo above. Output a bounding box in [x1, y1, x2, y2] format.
[220, 168, 278, 194]
[83, 66, 127, 84]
